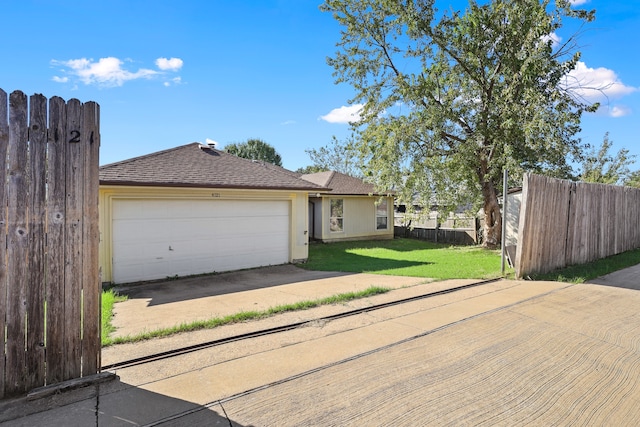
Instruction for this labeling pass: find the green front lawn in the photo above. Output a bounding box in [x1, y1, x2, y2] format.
[101, 238, 504, 345]
[302, 238, 504, 280]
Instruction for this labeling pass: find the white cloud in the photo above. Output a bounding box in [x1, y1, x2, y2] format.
[596, 105, 631, 118]
[51, 57, 157, 87]
[608, 105, 631, 117]
[564, 61, 637, 103]
[541, 31, 561, 49]
[51, 56, 184, 87]
[281, 120, 296, 125]
[320, 104, 364, 124]
[569, 0, 589, 5]
[163, 77, 183, 87]
[156, 57, 183, 71]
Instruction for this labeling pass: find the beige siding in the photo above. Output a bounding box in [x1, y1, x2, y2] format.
[505, 192, 522, 247]
[317, 195, 394, 242]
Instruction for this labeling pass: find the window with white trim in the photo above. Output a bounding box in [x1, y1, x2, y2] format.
[376, 199, 388, 230]
[330, 199, 344, 232]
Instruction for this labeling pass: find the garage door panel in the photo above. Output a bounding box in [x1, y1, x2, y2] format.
[112, 199, 291, 283]
[164, 216, 289, 241]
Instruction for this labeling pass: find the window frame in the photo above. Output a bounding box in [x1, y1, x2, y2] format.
[376, 198, 389, 230]
[330, 198, 344, 232]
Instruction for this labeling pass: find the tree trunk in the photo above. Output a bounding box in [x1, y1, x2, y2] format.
[481, 180, 502, 247]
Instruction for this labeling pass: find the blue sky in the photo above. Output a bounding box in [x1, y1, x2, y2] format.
[1, 0, 638, 172]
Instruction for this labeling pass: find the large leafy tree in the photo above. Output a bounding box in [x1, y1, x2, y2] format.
[224, 138, 283, 167]
[579, 133, 636, 185]
[321, 0, 595, 246]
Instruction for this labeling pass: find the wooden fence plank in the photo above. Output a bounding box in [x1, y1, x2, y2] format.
[5, 90, 29, 395]
[564, 182, 577, 264]
[0, 88, 8, 399]
[569, 182, 585, 265]
[81, 102, 100, 376]
[592, 185, 602, 261]
[616, 187, 625, 253]
[45, 97, 67, 385]
[514, 174, 531, 278]
[605, 187, 614, 257]
[25, 93, 47, 390]
[63, 99, 84, 380]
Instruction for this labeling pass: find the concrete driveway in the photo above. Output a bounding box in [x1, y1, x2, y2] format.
[110, 264, 434, 338]
[3, 264, 640, 425]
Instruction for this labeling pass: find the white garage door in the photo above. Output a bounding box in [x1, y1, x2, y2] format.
[111, 199, 290, 283]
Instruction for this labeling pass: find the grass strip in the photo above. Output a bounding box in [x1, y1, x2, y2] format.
[530, 247, 640, 283]
[101, 289, 128, 343]
[102, 285, 390, 347]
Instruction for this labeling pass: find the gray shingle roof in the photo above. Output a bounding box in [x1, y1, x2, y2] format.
[301, 171, 391, 195]
[99, 143, 327, 191]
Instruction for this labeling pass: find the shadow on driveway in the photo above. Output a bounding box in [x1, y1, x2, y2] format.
[0, 377, 251, 426]
[586, 263, 640, 291]
[113, 264, 356, 306]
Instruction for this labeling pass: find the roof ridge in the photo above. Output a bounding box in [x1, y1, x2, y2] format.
[299, 170, 335, 187]
[100, 142, 200, 169]
[99, 143, 330, 191]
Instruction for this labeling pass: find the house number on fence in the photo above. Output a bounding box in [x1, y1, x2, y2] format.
[68, 130, 96, 143]
[69, 130, 81, 143]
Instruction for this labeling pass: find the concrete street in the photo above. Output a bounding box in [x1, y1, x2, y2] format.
[2, 265, 640, 426]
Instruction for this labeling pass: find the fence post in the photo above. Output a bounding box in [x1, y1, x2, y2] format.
[501, 169, 508, 274]
[0, 89, 8, 398]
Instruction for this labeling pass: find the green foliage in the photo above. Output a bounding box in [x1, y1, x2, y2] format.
[321, 0, 596, 245]
[296, 165, 327, 174]
[224, 138, 283, 166]
[303, 238, 503, 279]
[303, 135, 363, 177]
[579, 133, 636, 185]
[625, 170, 640, 188]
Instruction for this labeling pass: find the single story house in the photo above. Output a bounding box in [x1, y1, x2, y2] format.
[301, 171, 394, 243]
[98, 143, 327, 284]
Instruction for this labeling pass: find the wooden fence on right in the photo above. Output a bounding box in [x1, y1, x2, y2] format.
[515, 173, 640, 278]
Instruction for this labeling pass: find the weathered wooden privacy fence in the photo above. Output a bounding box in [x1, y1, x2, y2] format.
[394, 212, 478, 245]
[0, 89, 100, 398]
[515, 173, 640, 278]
